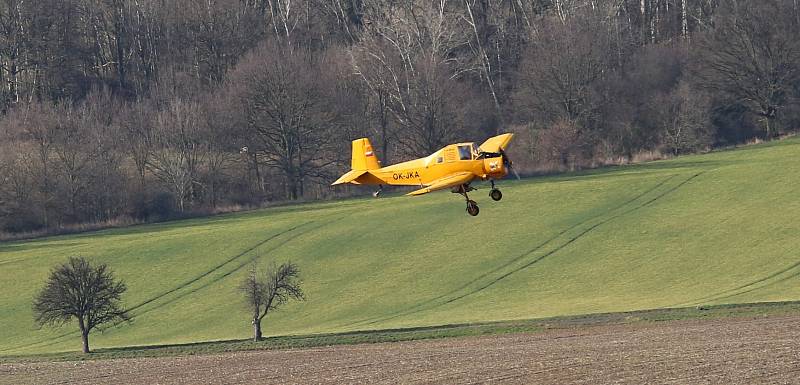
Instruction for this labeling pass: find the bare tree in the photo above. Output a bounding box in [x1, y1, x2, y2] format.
[652, 82, 712, 155]
[239, 261, 305, 342]
[0, 134, 12, 219]
[513, 9, 614, 168]
[463, 2, 497, 98]
[514, 10, 613, 127]
[32, 256, 130, 354]
[81, 89, 126, 221]
[51, 102, 98, 222]
[0, 0, 32, 108]
[695, 1, 800, 138]
[236, 42, 339, 200]
[183, 0, 264, 84]
[0, 113, 40, 231]
[352, 0, 473, 156]
[120, 101, 153, 190]
[535, 119, 584, 170]
[199, 90, 243, 208]
[19, 102, 59, 228]
[147, 99, 207, 212]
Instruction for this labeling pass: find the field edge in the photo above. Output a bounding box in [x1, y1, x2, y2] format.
[3, 300, 799, 364]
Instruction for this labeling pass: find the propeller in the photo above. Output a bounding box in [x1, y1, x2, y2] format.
[500, 149, 521, 180]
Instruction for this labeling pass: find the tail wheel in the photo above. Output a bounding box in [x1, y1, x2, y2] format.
[466, 200, 480, 216]
[490, 189, 502, 201]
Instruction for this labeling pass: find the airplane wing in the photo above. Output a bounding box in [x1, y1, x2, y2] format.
[406, 172, 475, 196]
[478, 133, 514, 153]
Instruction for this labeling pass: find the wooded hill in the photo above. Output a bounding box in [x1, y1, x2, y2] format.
[1, 0, 799, 234]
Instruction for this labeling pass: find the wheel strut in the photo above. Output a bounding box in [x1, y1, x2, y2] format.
[455, 184, 480, 216]
[489, 180, 502, 201]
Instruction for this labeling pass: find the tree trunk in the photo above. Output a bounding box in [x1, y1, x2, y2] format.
[253, 318, 263, 341]
[177, 185, 185, 212]
[81, 331, 90, 354]
[210, 178, 217, 208]
[138, 166, 146, 190]
[795, 0, 800, 27]
[681, 0, 689, 39]
[251, 153, 264, 195]
[41, 148, 50, 228]
[78, 317, 90, 353]
[379, 91, 390, 164]
[763, 116, 772, 140]
[115, 5, 127, 90]
[286, 172, 298, 200]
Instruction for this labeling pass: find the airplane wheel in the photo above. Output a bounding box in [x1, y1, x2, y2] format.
[466, 200, 480, 216]
[490, 189, 502, 201]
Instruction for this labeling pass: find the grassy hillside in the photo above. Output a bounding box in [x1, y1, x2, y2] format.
[2, 139, 799, 355]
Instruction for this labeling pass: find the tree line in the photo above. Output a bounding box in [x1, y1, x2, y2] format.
[2, 0, 799, 235]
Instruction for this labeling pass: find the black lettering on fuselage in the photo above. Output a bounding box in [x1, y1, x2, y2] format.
[392, 171, 421, 180]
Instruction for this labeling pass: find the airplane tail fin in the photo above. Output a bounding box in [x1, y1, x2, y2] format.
[332, 138, 381, 186]
[350, 138, 381, 171]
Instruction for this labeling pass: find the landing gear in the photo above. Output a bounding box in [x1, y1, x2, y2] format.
[373, 185, 383, 198]
[453, 184, 480, 216]
[466, 200, 479, 216]
[489, 180, 502, 201]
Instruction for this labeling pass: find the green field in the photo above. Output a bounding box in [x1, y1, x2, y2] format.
[2, 139, 800, 355]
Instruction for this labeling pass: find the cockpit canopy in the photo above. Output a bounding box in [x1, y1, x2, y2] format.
[431, 143, 480, 164]
[457, 143, 479, 160]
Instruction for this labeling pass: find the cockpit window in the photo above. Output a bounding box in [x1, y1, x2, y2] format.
[458, 145, 472, 160]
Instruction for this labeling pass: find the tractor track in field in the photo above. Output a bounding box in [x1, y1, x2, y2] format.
[0, 257, 26, 266]
[438, 171, 706, 301]
[680, 259, 800, 306]
[128, 221, 327, 318]
[6, 314, 800, 384]
[348, 171, 705, 328]
[130, 210, 349, 316]
[681, 262, 800, 306]
[128, 215, 352, 319]
[127, 222, 315, 313]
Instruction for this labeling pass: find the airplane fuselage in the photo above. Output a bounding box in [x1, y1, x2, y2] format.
[360, 142, 508, 187]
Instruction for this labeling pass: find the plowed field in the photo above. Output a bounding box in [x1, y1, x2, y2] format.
[4, 315, 799, 384]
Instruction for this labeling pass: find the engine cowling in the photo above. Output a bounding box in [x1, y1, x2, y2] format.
[482, 156, 505, 177]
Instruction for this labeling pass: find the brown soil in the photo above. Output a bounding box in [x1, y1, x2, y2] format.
[3, 315, 800, 385]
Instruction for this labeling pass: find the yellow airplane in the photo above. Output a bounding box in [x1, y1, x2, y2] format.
[332, 133, 518, 216]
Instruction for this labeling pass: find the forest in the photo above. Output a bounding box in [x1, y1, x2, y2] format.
[0, 0, 799, 235]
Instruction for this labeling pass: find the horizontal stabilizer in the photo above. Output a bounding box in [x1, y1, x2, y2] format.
[332, 170, 369, 185]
